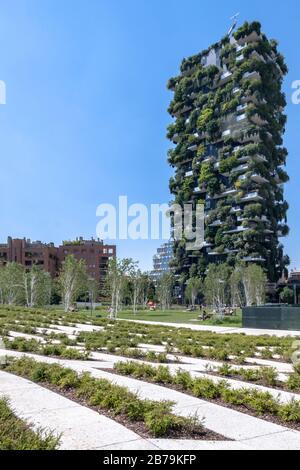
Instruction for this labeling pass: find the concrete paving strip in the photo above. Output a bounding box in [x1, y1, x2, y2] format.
[120, 319, 300, 338]
[0, 370, 157, 451]
[2, 350, 300, 449]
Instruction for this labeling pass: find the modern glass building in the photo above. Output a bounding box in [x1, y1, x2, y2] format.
[151, 241, 174, 282]
[167, 21, 289, 282]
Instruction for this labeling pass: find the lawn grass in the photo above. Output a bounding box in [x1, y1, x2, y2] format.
[116, 309, 242, 327]
[0, 397, 59, 450]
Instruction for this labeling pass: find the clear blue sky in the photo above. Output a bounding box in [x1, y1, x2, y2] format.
[0, 0, 299, 271]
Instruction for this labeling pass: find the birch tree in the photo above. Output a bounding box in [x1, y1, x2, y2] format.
[0, 263, 24, 305]
[107, 258, 135, 319]
[23, 267, 52, 308]
[230, 267, 245, 307]
[185, 277, 202, 307]
[204, 264, 231, 314]
[58, 255, 88, 312]
[242, 264, 267, 306]
[157, 273, 174, 310]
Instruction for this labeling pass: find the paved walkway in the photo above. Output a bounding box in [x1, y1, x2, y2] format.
[2, 349, 300, 449]
[121, 319, 300, 338]
[0, 369, 245, 450]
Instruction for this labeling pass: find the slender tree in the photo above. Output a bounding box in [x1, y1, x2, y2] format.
[58, 255, 88, 312]
[107, 258, 136, 319]
[185, 277, 202, 307]
[157, 273, 174, 310]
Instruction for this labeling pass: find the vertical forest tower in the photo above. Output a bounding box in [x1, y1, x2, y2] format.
[167, 21, 289, 282]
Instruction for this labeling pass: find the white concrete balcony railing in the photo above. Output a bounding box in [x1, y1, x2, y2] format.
[185, 170, 193, 178]
[224, 227, 248, 234]
[187, 144, 197, 152]
[209, 220, 222, 227]
[222, 129, 231, 137]
[237, 104, 247, 112]
[232, 164, 249, 173]
[230, 206, 242, 214]
[243, 256, 266, 262]
[220, 71, 233, 84]
[238, 154, 267, 164]
[194, 185, 207, 194]
[233, 87, 241, 94]
[250, 50, 266, 63]
[236, 54, 245, 62]
[237, 31, 261, 45]
[236, 44, 247, 52]
[241, 191, 263, 202]
[236, 113, 247, 122]
[202, 155, 216, 163]
[251, 173, 268, 184]
[243, 71, 261, 81]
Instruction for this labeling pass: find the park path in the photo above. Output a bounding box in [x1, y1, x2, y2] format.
[2, 349, 300, 449]
[0, 369, 247, 450]
[120, 319, 300, 338]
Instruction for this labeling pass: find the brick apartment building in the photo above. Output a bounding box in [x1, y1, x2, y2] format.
[0, 236, 116, 284]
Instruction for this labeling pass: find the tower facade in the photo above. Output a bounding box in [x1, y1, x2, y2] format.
[167, 21, 289, 282]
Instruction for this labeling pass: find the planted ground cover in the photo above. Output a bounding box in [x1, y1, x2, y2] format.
[2, 336, 89, 361]
[113, 361, 300, 429]
[210, 363, 300, 393]
[1, 357, 225, 441]
[0, 306, 298, 365]
[0, 397, 59, 450]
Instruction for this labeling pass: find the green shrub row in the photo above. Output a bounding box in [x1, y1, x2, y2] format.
[4, 337, 89, 361]
[0, 397, 59, 450]
[2, 357, 205, 438]
[114, 362, 300, 424]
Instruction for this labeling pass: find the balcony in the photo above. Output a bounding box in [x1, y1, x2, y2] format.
[232, 164, 249, 174]
[202, 155, 216, 163]
[238, 154, 267, 164]
[215, 188, 238, 199]
[220, 71, 233, 84]
[237, 31, 261, 45]
[237, 104, 247, 112]
[250, 50, 266, 63]
[194, 185, 207, 194]
[243, 71, 261, 81]
[222, 129, 231, 137]
[251, 113, 268, 126]
[224, 227, 248, 234]
[209, 220, 222, 227]
[233, 87, 241, 95]
[230, 206, 242, 214]
[251, 173, 268, 184]
[236, 113, 247, 122]
[243, 256, 266, 262]
[188, 144, 198, 152]
[236, 54, 245, 62]
[241, 191, 263, 202]
[236, 44, 247, 52]
[185, 170, 193, 178]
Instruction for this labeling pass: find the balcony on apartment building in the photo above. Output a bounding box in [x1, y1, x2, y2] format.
[243, 256, 266, 262]
[241, 191, 263, 202]
[220, 71, 233, 85]
[236, 30, 262, 46]
[238, 154, 268, 164]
